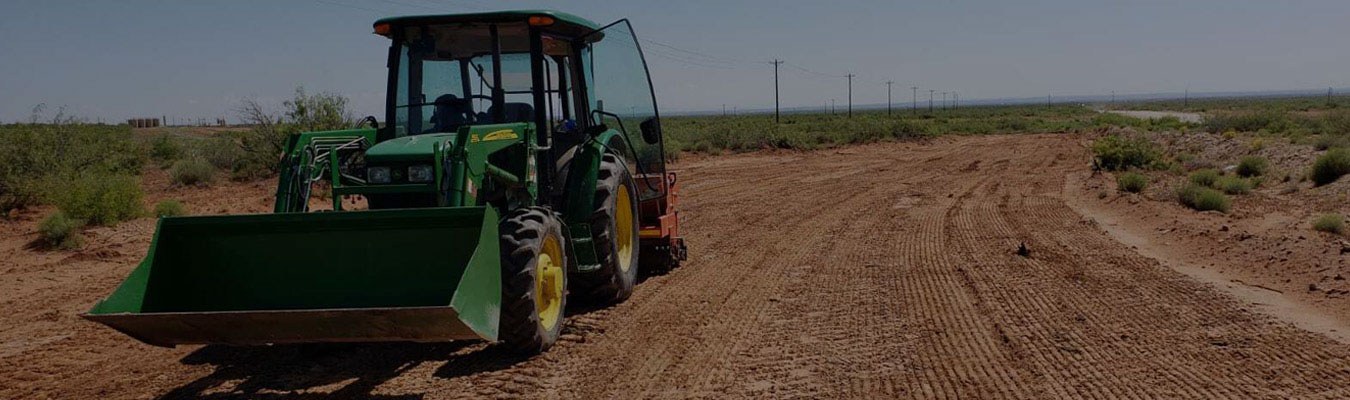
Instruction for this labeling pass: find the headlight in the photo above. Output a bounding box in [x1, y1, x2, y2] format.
[408, 165, 434, 183]
[367, 166, 391, 184]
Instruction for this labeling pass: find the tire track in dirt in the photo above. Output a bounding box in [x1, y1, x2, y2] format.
[11, 135, 1350, 399]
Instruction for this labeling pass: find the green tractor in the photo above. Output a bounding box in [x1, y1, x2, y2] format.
[83, 10, 687, 354]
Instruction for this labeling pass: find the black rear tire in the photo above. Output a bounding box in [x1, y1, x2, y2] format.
[498, 207, 568, 354]
[572, 153, 641, 304]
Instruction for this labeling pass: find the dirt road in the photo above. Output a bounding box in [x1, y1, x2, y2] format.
[4, 134, 1349, 399]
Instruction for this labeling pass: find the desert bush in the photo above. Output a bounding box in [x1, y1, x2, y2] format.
[0, 123, 142, 209]
[1116, 172, 1148, 193]
[1312, 134, 1349, 151]
[56, 173, 144, 226]
[154, 200, 186, 217]
[1310, 148, 1350, 186]
[38, 210, 83, 250]
[1235, 156, 1268, 177]
[1312, 214, 1344, 235]
[1205, 111, 1288, 133]
[169, 156, 215, 186]
[233, 87, 355, 179]
[1177, 184, 1231, 213]
[1214, 176, 1252, 194]
[1188, 169, 1222, 187]
[192, 136, 244, 170]
[1092, 134, 1161, 171]
[1248, 137, 1266, 152]
[149, 134, 184, 166]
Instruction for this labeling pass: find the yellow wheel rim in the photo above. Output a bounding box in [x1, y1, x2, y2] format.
[535, 235, 565, 330]
[616, 184, 636, 273]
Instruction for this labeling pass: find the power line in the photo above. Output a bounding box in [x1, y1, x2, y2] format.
[783, 62, 842, 79]
[416, 0, 491, 11]
[313, 0, 387, 13]
[377, 0, 446, 12]
[640, 39, 759, 65]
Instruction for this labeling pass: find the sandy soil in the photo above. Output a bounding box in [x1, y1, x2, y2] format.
[3, 134, 1349, 399]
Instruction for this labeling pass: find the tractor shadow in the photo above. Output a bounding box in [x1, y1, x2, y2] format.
[158, 341, 530, 400]
[157, 268, 679, 399]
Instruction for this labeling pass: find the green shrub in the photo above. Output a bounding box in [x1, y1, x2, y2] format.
[154, 200, 186, 217]
[1235, 156, 1268, 177]
[1310, 148, 1350, 186]
[1313, 134, 1349, 151]
[1116, 172, 1148, 193]
[38, 210, 83, 250]
[1312, 214, 1344, 235]
[149, 134, 183, 166]
[1214, 176, 1252, 194]
[1092, 134, 1161, 171]
[192, 136, 244, 170]
[1177, 184, 1231, 212]
[56, 173, 144, 226]
[170, 156, 215, 186]
[1204, 111, 1288, 133]
[1189, 169, 1222, 187]
[0, 123, 142, 209]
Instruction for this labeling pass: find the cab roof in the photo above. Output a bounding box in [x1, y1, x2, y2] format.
[374, 10, 601, 38]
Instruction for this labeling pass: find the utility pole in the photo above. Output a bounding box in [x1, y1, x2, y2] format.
[912, 86, 918, 114]
[722, 104, 726, 116]
[831, 99, 836, 115]
[846, 73, 855, 118]
[771, 59, 783, 124]
[941, 92, 948, 111]
[1328, 87, 1334, 105]
[886, 80, 894, 115]
[929, 90, 935, 113]
[953, 92, 958, 110]
[1184, 88, 1189, 108]
[1047, 93, 1052, 108]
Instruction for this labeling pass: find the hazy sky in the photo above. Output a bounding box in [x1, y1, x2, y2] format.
[2, 0, 1348, 122]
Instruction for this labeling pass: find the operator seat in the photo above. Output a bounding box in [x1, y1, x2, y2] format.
[428, 94, 471, 134]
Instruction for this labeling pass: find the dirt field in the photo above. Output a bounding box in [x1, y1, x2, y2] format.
[3, 134, 1349, 399]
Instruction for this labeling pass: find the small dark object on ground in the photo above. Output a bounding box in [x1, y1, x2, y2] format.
[1016, 242, 1031, 257]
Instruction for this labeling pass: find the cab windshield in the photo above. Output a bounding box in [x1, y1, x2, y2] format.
[390, 23, 557, 136]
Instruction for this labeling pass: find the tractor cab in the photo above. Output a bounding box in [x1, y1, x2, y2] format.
[369, 10, 669, 207]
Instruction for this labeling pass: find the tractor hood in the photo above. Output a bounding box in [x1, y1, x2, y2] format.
[364, 133, 454, 163]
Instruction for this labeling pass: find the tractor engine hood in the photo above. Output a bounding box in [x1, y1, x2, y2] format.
[364, 133, 455, 163]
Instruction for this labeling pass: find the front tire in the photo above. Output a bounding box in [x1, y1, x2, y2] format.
[498, 207, 568, 354]
[573, 153, 641, 304]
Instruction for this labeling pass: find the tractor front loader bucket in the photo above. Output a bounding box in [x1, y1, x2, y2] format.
[82, 207, 502, 347]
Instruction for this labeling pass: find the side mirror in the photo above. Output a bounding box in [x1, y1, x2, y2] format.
[640, 117, 661, 144]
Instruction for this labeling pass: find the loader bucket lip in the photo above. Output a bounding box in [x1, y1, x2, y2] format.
[81, 306, 486, 347]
